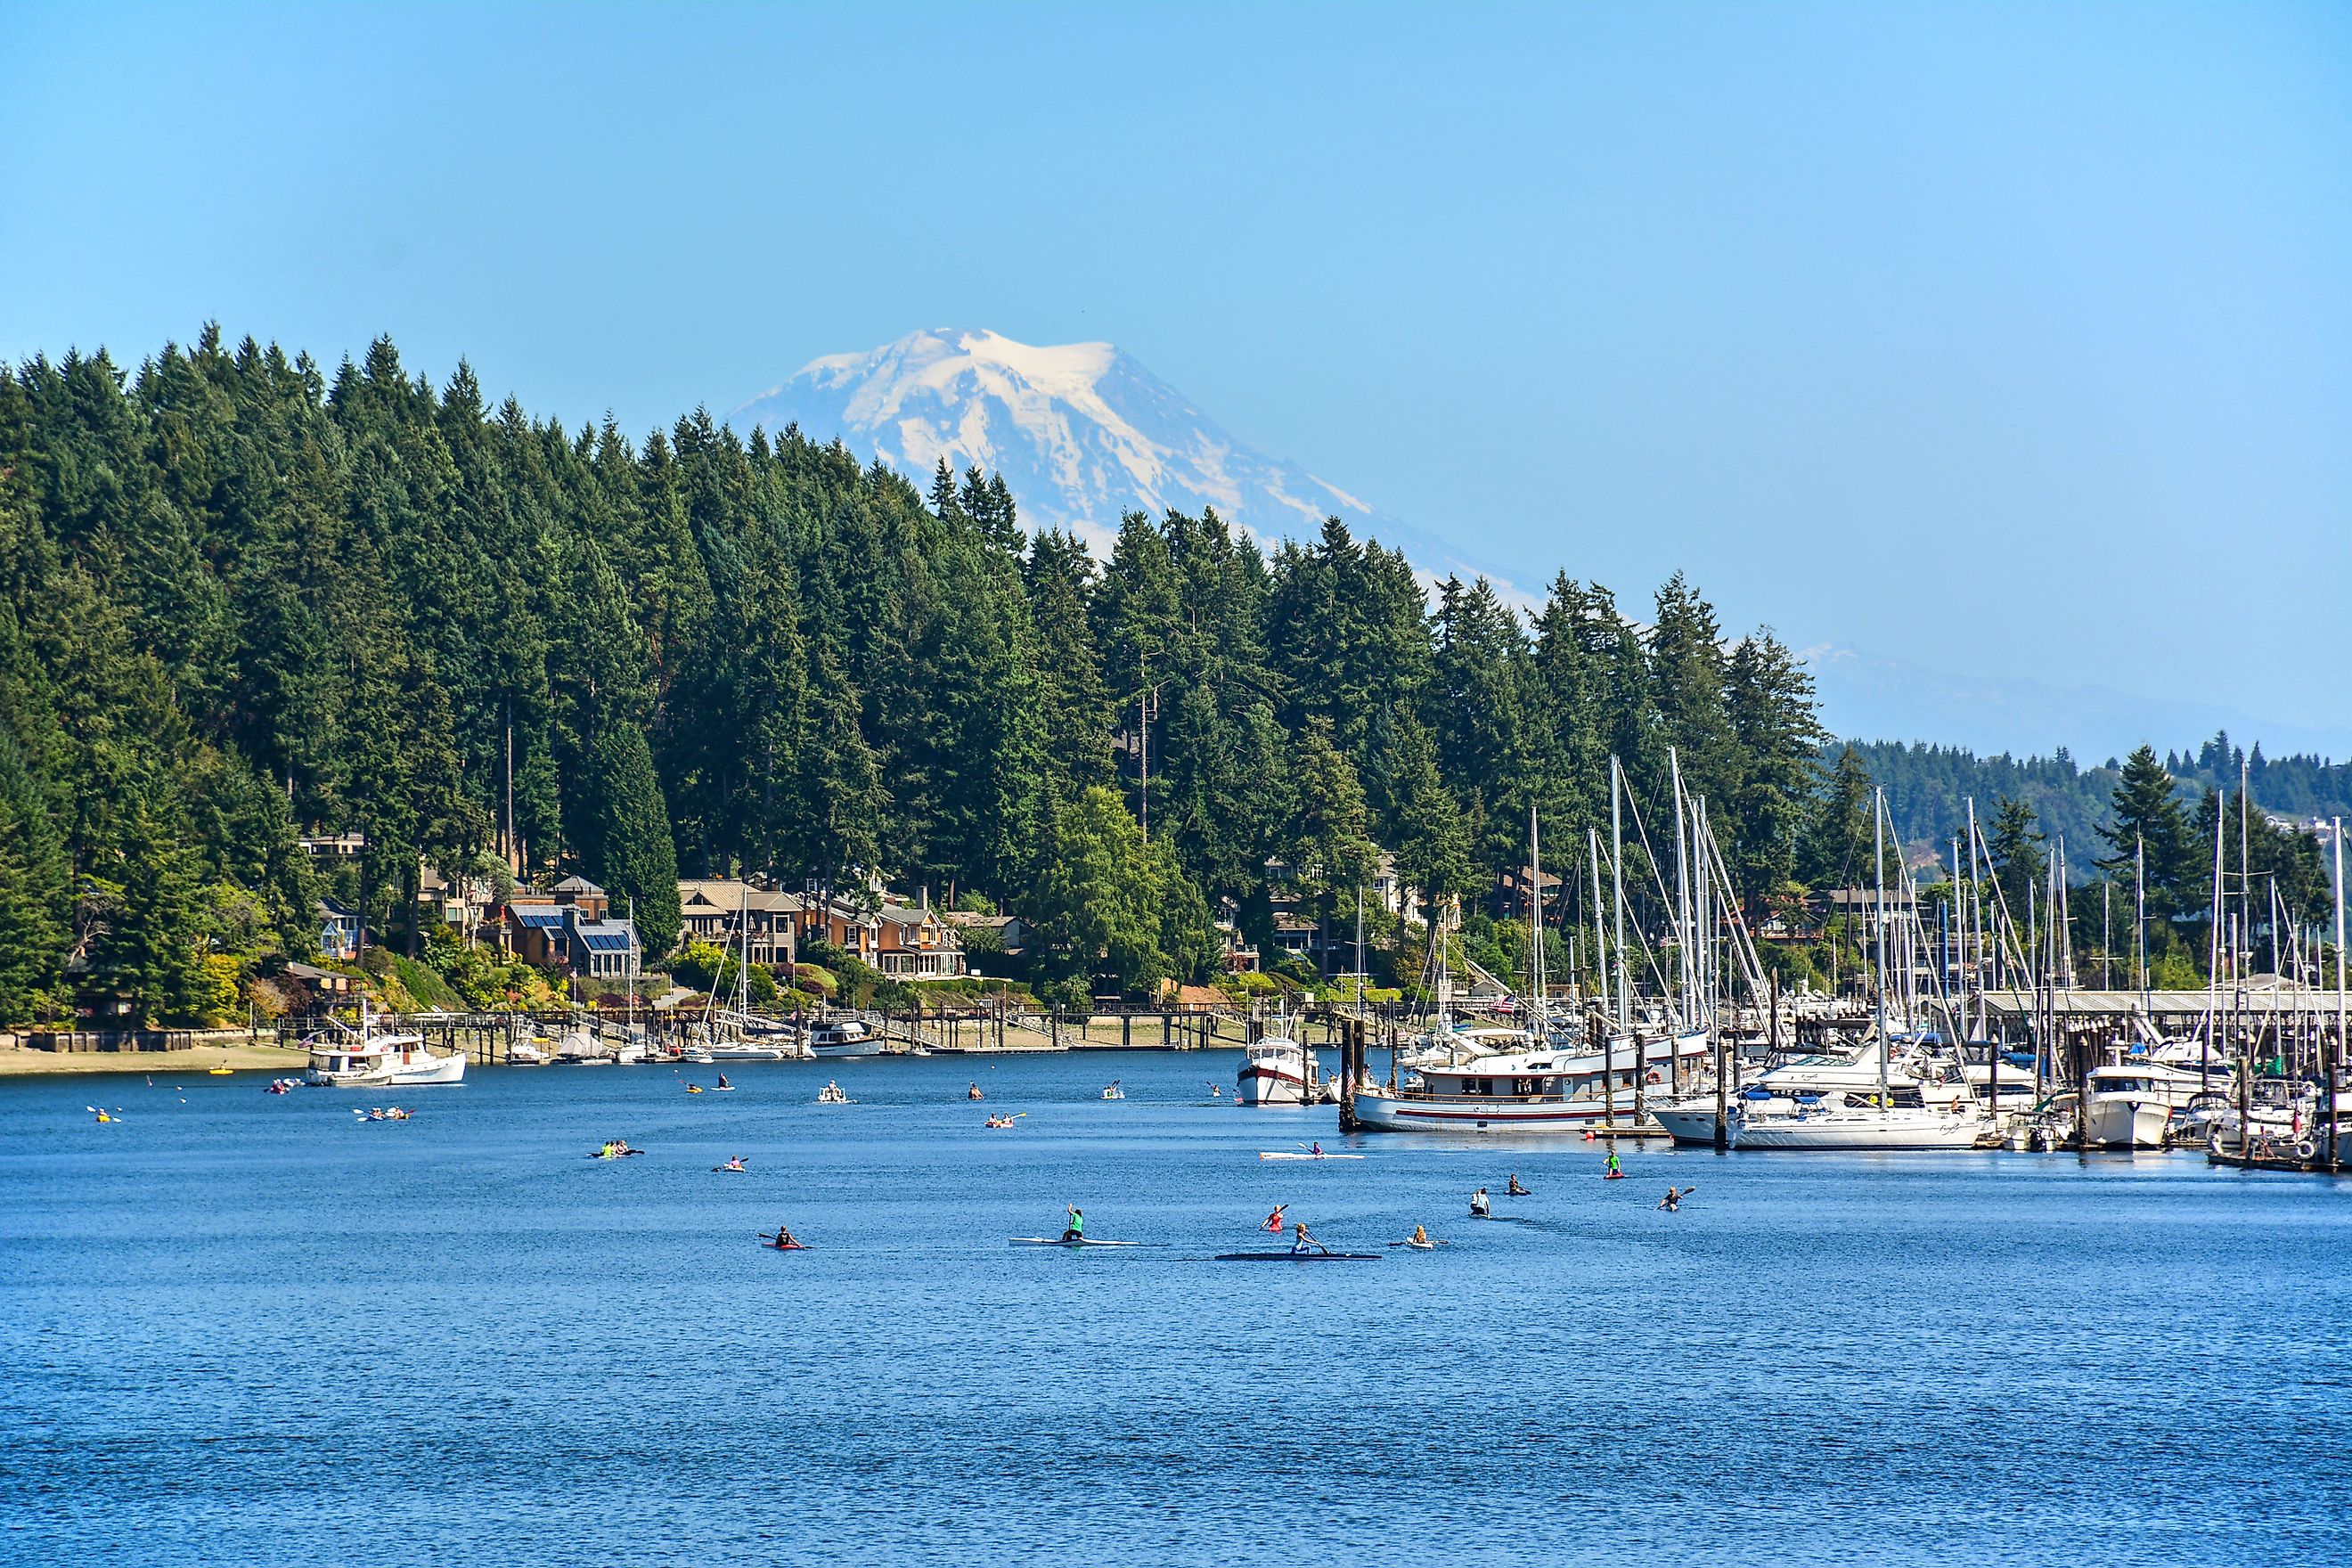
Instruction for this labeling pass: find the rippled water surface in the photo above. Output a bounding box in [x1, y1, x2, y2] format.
[3, 1050, 2347, 1567]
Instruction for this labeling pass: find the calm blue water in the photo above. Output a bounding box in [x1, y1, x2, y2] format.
[2, 1049, 2346, 1567]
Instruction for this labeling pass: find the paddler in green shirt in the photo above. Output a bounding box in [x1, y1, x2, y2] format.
[1059, 1205, 1084, 1243]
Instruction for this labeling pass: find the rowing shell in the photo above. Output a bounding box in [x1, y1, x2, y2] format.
[1213, 1252, 1381, 1262]
[1257, 1151, 1365, 1161]
[1008, 1237, 1141, 1248]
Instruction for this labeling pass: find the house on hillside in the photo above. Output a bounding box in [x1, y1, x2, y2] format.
[490, 876, 641, 980]
[875, 900, 967, 979]
[677, 879, 804, 966]
[317, 900, 360, 961]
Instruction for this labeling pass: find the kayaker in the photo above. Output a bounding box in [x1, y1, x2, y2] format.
[1262, 1203, 1287, 1233]
[1408, 1224, 1432, 1249]
[968, 1082, 984, 1101]
[1507, 1173, 1530, 1196]
[1290, 1221, 1327, 1255]
[1659, 1187, 1692, 1212]
[716, 1074, 731, 1090]
[724, 1156, 747, 1172]
[1311, 1142, 1325, 1157]
[1060, 1206, 1085, 1243]
[1470, 1187, 1490, 1218]
[1605, 1148, 1621, 1178]
[773, 1224, 798, 1248]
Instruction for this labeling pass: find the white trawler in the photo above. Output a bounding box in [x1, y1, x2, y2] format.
[1237, 1025, 1321, 1106]
[304, 1002, 467, 1087]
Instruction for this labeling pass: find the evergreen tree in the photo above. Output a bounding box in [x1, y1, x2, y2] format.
[1989, 796, 2047, 933]
[2095, 746, 2194, 919]
[577, 719, 681, 954]
[0, 729, 68, 1019]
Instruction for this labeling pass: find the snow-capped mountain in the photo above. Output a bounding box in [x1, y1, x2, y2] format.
[729, 328, 1500, 581]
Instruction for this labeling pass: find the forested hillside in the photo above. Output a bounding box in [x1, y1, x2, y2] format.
[0, 330, 1857, 1024]
[1859, 739, 2352, 859]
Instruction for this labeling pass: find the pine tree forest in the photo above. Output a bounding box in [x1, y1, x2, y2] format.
[0, 331, 2335, 1025]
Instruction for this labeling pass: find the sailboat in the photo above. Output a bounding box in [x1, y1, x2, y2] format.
[1732, 788, 1980, 1151]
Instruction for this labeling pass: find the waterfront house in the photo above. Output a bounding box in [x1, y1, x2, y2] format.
[490, 877, 641, 980]
[875, 898, 967, 979]
[677, 878, 804, 966]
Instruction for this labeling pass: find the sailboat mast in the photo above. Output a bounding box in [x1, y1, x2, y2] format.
[1589, 826, 1610, 1025]
[1874, 788, 1890, 1110]
[2331, 816, 2343, 1172]
[1670, 747, 1693, 1031]
[1611, 757, 1629, 1037]
[1528, 804, 1544, 1034]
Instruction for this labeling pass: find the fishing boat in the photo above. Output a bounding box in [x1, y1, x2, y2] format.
[1236, 1032, 1319, 1106]
[303, 1002, 466, 1087]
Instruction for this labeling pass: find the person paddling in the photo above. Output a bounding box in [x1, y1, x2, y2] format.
[1262, 1203, 1288, 1234]
[1658, 1186, 1694, 1212]
[772, 1223, 800, 1248]
[1290, 1221, 1328, 1256]
[716, 1073, 731, 1090]
[1407, 1224, 1433, 1250]
[1060, 1205, 1085, 1244]
[1470, 1187, 1491, 1218]
[1604, 1148, 1621, 1178]
[1507, 1173, 1530, 1196]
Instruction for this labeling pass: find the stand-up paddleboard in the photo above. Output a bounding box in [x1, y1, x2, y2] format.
[1257, 1151, 1365, 1161]
[1213, 1251, 1381, 1262]
[1008, 1237, 1142, 1248]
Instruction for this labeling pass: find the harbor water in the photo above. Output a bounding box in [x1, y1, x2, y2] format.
[3, 1050, 2347, 1567]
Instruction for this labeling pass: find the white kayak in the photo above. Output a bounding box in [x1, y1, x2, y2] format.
[1008, 1237, 1141, 1247]
[1258, 1151, 1365, 1161]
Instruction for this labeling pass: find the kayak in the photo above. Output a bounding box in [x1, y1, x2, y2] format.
[588, 1148, 644, 1159]
[1258, 1152, 1365, 1161]
[1602, 1172, 1626, 1180]
[1008, 1237, 1141, 1248]
[1213, 1252, 1381, 1262]
[712, 1164, 748, 1173]
[758, 1234, 806, 1250]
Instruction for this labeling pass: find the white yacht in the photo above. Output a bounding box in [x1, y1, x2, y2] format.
[1354, 1031, 1710, 1133]
[809, 1017, 883, 1058]
[304, 1005, 466, 1087]
[2078, 1058, 2211, 1148]
[1237, 1033, 1320, 1106]
[1731, 1098, 1984, 1150]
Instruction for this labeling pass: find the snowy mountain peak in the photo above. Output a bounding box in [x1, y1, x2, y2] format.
[729, 328, 1494, 580]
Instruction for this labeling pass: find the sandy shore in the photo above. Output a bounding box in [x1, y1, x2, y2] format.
[0, 1043, 312, 1077]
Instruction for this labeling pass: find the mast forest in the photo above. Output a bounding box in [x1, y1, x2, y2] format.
[0, 330, 2324, 1026]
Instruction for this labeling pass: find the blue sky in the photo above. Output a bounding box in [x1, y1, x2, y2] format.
[4, 2, 2347, 760]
